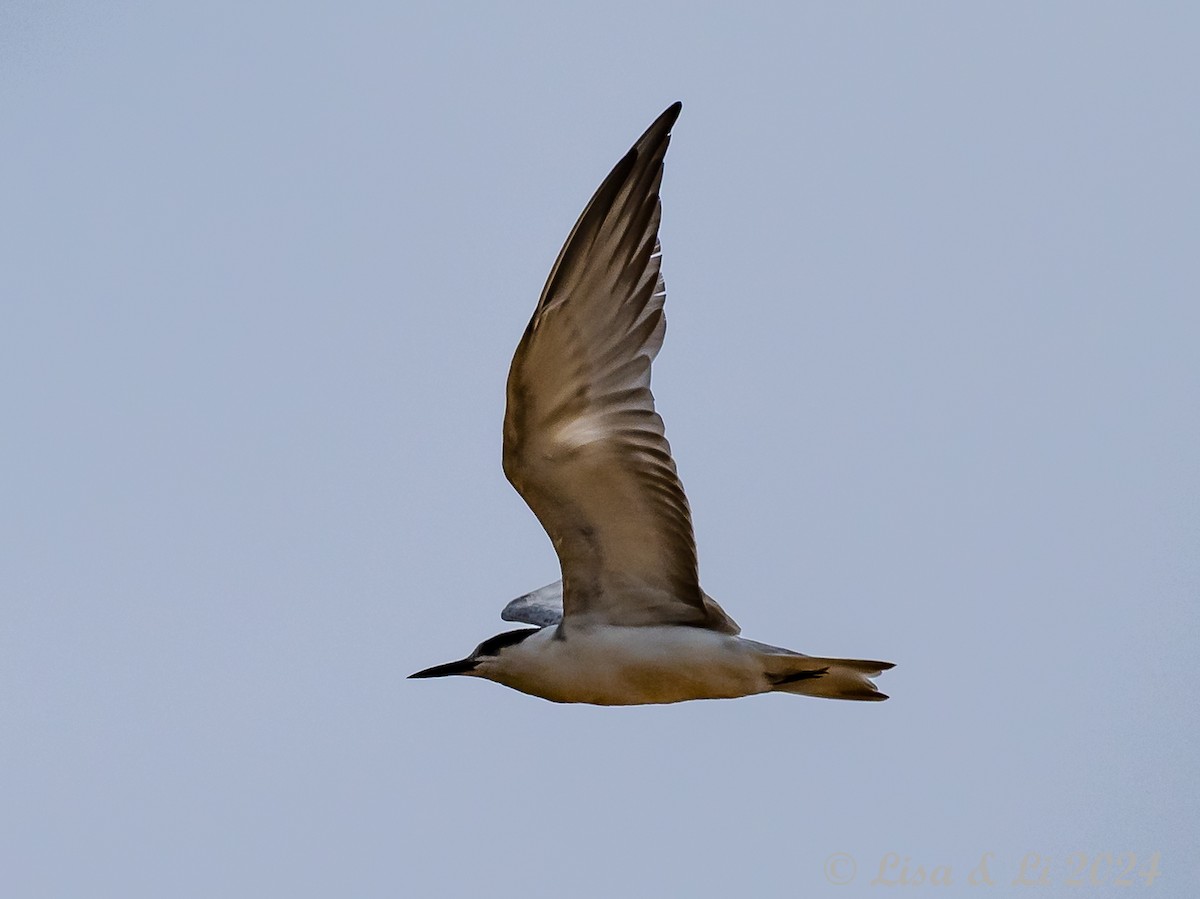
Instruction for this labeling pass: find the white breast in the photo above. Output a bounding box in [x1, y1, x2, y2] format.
[487, 625, 768, 705]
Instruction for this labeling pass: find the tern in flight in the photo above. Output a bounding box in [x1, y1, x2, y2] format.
[410, 102, 893, 704]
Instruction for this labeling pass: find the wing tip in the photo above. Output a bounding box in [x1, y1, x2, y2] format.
[643, 101, 683, 146]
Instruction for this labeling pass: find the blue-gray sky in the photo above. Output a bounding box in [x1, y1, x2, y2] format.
[3, 2, 1197, 896]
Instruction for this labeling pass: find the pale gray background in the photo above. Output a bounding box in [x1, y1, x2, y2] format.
[3, 2, 1197, 897]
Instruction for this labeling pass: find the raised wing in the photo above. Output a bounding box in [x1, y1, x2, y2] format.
[502, 103, 738, 634]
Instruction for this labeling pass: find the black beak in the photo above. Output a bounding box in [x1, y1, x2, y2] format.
[408, 657, 478, 679]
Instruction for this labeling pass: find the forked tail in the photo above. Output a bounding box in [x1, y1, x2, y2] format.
[765, 654, 894, 701]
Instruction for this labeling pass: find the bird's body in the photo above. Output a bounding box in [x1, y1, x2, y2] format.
[458, 623, 887, 706]
[410, 102, 894, 705]
[478, 625, 764, 706]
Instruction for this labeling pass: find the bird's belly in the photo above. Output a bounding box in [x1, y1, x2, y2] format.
[500, 626, 766, 705]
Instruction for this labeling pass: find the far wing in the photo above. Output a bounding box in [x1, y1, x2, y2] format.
[501, 579, 740, 634]
[501, 581, 564, 628]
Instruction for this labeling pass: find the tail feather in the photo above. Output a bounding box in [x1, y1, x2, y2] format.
[764, 654, 894, 702]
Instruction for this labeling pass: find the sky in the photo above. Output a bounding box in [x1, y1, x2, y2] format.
[2, 2, 1198, 896]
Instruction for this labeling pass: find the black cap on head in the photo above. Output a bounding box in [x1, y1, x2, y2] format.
[408, 628, 539, 679]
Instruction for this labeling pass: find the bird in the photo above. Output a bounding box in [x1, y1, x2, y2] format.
[410, 102, 893, 705]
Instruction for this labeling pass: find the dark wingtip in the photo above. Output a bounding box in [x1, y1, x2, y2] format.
[655, 101, 683, 134]
[633, 102, 683, 153]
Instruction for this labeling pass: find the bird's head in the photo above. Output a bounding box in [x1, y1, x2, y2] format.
[408, 627, 539, 680]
